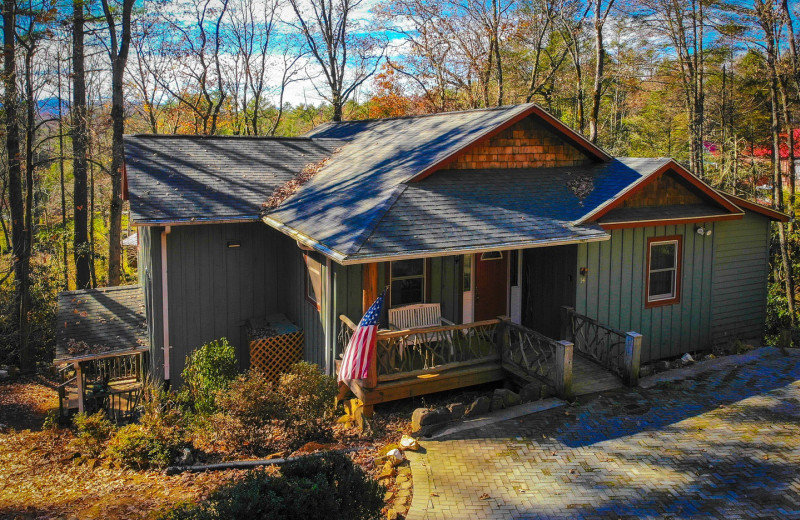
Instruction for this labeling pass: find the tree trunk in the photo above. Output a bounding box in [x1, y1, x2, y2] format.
[57, 51, 69, 290]
[102, 0, 134, 287]
[3, 0, 32, 369]
[72, 0, 91, 289]
[761, 0, 796, 326]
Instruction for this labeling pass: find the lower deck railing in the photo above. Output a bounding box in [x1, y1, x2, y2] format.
[338, 315, 575, 398]
[561, 306, 641, 386]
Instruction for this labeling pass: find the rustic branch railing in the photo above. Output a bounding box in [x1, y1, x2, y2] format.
[561, 306, 641, 386]
[374, 319, 500, 378]
[503, 320, 572, 398]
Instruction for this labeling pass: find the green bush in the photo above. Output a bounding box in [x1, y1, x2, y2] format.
[212, 370, 285, 455]
[71, 410, 115, 457]
[277, 362, 337, 448]
[181, 338, 237, 414]
[158, 452, 384, 520]
[105, 384, 188, 468]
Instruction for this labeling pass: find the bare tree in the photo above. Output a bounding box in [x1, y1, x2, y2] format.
[755, 0, 795, 326]
[73, 0, 91, 289]
[153, 0, 231, 134]
[96, 0, 134, 287]
[588, 0, 615, 143]
[289, 0, 384, 121]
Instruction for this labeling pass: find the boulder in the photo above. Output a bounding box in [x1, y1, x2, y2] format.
[520, 382, 542, 403]
[386, 448, 405, 466]
[399, 435, 420, 451]
[490, 394, 505, 412]
[701, 353, 716, 362]
[465, 396, 491, 417]
[174, 448, 194, 466]
[680, 353, 695, 365]
[447, 403, 466, 420]
[494, 388, 521, 408]
[411, 407, 450, 432]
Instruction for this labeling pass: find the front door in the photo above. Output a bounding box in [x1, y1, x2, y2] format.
[474, 251, 508, 321]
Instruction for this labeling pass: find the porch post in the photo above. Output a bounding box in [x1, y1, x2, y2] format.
[624, 332, 642, 387]
[555, 340, 573, 400]
[560, 306, 574, 342]
[362, 263, 379, 313]
[74, 361, 85, 413]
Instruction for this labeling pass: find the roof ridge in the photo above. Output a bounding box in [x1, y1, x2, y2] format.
[320, 103, 535, 126]
[124, 134, 345, 141]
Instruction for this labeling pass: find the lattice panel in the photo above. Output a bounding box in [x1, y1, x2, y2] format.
[249, 331, 305, 382]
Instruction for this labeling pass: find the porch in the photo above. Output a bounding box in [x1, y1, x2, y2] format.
[338, 306, 642, 412]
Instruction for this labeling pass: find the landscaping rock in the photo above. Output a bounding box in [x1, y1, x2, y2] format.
[447, 403, 466, 420]
[411, 407, 450, 432]
[702, 353, 716, 362]
[681, 353, 695, 365]
[465, 396, 491, 417]
[490, 394, 504, 411]
[175, 448, 194, 466]
[656, 360, 671, 371]
[520, 382, 542, 403]
[386, 448, 405, 466]
[399, 435, 419, 451]
[495, 388, 521, 408]
[670, 360, 682, 369]
[0, 370, 8, 380]
[639, 364, 654, 378]
[387, 508, 399, 520]
[377, 461, 396, 479]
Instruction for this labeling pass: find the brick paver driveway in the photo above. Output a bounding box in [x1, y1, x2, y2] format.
[407, 348, 800, 519]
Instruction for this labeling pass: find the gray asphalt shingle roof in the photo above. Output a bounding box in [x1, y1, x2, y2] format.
[267, 104, 539, 255]
[56, 286, 147, 362]
[353, 158, 669, 259]
[124, 135, 345, 224]
[124, 104, 737, 261]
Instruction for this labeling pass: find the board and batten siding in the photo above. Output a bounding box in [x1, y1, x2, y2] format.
[140, 223, 284, 386]
[275, 233, 328, 370]
[575, 223, 716, 363]
[574, 214, 772, 362]
[710, 212, 770, 346]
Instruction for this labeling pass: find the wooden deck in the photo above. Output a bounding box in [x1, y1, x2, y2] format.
[572, 353, 624, 396]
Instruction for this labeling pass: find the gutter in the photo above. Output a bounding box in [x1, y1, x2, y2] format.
[161, 225, 172, 381]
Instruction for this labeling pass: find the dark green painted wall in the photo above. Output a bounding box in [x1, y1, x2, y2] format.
[522, 245, 577, 338]
[574, 214, 771, 363]
[140, 223, 330, 385]
[711, 212, 770, 346]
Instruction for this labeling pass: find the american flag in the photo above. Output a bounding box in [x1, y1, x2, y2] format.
[338, 289, 386, 384]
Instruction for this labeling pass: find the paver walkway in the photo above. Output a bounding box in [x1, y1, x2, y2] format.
[407, 347, 800, 519]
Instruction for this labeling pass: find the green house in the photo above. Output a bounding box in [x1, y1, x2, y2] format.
[123, 104, 785, 402]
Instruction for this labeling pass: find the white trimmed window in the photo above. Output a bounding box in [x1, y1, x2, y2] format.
[390, 259, 425, 307]
[646, 237, 681, 307]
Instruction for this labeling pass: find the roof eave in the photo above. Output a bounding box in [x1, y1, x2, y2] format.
[262, 213, 610, 265]
[718, 191, 790, 222]
[573, 159, 743, 226]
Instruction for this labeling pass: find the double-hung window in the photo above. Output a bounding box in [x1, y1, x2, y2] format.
[646, 236, 681, 307]
[390, 259, 425, 307]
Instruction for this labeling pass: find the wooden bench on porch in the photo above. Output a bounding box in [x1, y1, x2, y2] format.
[337, 314, 576, 414]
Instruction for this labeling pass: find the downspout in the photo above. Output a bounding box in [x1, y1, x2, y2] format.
[325, 257, 334, 376]
[161, 225, 172, 381]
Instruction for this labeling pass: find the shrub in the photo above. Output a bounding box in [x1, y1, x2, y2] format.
[70, 410, 115, 457]
[211, 370, 285, 455]
[105, 384, 188, 468]
[181, 338, 237, 414]
[158, 452, 384, 520]
[277, 362, 337, 448]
